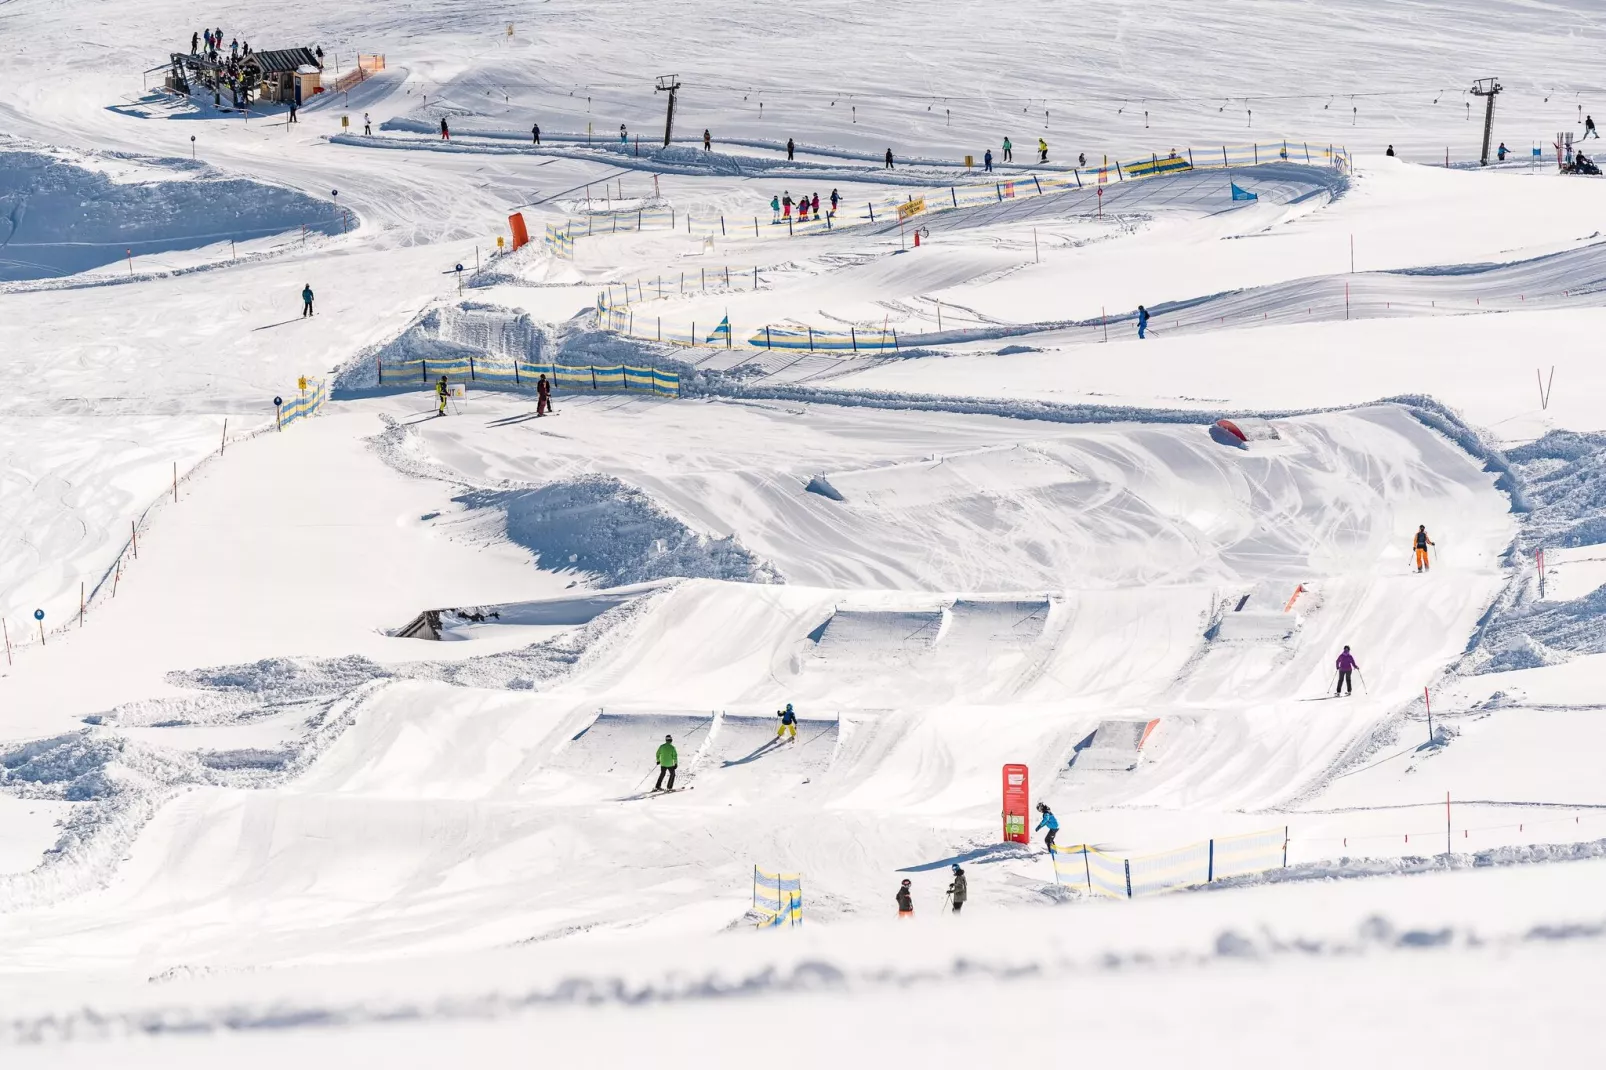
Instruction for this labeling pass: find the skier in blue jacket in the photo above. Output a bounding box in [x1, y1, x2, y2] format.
[1137, 304, 1151, 339]
[1035, 801, 1059, 853]
[776, 702, 798, 741]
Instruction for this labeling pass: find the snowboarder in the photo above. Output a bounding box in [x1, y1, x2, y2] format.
[1497, 142, 1510, 161]
[532, 123, 541, 145]
[896, 878, 914, 917]
[440, 117, 450, 140]
[776, 702, 798, 741]
[1413, 525, 1435, 572]
[884, 148, 894, 169]
[1137, 304, 1151, 339]
[363, 112, 371, 135]
[1586, 115, 1599, 140]
[811, 193, 820, 219]
[1335, 646, 1359, 696]
[654, 735, 679, 791]
[703, 129, 711, 151]
[771, 195, 781, 223]
[1002, 136, 1013, 163]
[787, 137, 795, 161]
[1385, 145, 1396, 157]
[1035, 801, 1059, 854]
[947, 864, 967, 914]
[301, 283, 314, 317]
[984, 148, 993, 172]
[536, 372, 552, 416]
[619, 123, 627, 143]
[435, 375, 449, 416]
[1038, 138, 1048, 163]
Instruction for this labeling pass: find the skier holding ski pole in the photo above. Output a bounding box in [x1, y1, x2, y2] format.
[947, 864, 967, 914]
[896, 878, 914, 918]
[1335, 646, 1359, 697]
[435, 375, 449, 416]
[653, 734, 678, 792]
[1413, 525, 1435, 573]
[776, 702, 798, 741]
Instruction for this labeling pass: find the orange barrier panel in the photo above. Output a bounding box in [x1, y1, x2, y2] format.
[509, 212, 530, 251]
[1283, 584, 1305, 613]
[1138, 718, 1160, 749]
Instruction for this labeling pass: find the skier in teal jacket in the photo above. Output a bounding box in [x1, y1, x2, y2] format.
[1035, 801, 1059, 853]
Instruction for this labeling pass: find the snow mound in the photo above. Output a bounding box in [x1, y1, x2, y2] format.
[449, 477, 781, 586]
[0, 145, 339, 281]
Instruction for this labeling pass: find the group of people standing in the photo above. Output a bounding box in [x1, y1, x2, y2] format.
[771, 189, 840, 223]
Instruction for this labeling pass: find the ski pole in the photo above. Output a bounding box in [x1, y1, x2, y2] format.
[1357, 669, 1368, 695]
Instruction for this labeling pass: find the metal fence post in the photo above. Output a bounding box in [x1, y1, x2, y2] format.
[1283, 826, 1289, 867]
[1124, 859, 1133, 898]
[1207, 839, 1214, 883]
[1032, 175, 1042, 194]
[1083, 846, 1092, 894]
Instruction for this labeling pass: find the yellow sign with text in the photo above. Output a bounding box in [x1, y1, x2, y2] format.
[897, 197, 926, 221]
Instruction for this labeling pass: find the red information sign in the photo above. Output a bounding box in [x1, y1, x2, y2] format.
[1002, 763, 1030, 843]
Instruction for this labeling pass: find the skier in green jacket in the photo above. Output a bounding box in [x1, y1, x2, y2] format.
[654, 734, 679, 791]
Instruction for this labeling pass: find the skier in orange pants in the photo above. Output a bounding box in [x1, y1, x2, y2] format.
[1413, 526, 1435, 572]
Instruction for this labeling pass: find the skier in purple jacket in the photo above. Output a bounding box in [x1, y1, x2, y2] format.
[1335, 646, 1359, 696]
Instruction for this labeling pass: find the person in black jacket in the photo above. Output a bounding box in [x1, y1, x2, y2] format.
[536, 373, 552, 416]
[896, 878, 913, 917]
[787, 137, 795, 161]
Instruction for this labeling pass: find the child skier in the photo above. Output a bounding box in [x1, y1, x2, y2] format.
[896, 879, 914, 918]
[771, 195, 781, 223]
[536, 373, 552, 416]
[947, 864, 967, 914]
[435, 375, 449, 416]
[776, 703, 798, 741]
[1035, 801, 1059, 854]
[654, 735, 679, 792]
[811, 192, 820, 219]
[1413, 526, 1435, 572]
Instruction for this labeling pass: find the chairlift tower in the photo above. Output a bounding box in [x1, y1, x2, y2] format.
[1471, 77, 1502, 166]
[655, 74, 681, 148]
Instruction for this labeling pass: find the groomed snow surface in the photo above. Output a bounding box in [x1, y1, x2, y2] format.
[3, 0, 1606, 1065]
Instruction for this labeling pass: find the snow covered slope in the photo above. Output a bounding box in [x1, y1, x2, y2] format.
[3, 0, 1606, 1063]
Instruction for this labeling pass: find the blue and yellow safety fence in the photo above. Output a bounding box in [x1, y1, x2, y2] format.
[754, 865, 804, 928]
[1051, 826, 1288, 898]
[376, 355, 680, 397]
[277, 377, 326, 429]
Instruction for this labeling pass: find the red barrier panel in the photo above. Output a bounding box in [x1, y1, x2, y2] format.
[1002, 763, 1030, 843]
[1214, 418, 1248, 443]
[508, 212, 530, 251]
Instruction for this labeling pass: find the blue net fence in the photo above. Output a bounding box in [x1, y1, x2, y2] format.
[375, 354, 680, 397]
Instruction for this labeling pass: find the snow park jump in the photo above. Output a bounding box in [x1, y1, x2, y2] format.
[5, 1, 1606, 1064]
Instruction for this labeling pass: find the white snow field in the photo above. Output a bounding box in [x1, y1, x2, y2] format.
[3, 0, 1606, 1065]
